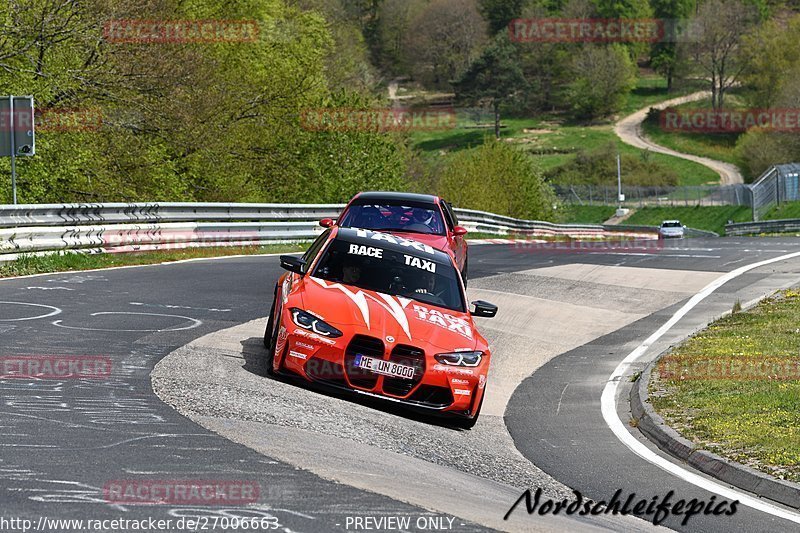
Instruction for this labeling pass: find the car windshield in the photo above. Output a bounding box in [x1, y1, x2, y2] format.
[312, 238, 465, 312]
[338, 203, 446, 235]
[662, 222, 682, 228]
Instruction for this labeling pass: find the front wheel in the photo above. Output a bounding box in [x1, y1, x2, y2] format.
[263, 288, 280, 375]
[452, 392, 483, 430]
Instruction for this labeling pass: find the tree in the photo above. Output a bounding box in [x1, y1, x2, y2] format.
[679, 0, 760, 110]
[453, 33, 526, 138]
[650, 0, 695, 92]
[374, 0, 428, 75]
[591, 0, 651, 18]
[438, 139, 558, 220]
[736, 62, 800, 177]
[404, 0, 488, 89]
[564, 44, 636, 119]
[740, 15, 800, 108]
[478, 0, 526, 34]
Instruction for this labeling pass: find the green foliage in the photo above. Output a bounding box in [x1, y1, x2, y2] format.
[764, 201, 800, 221]
[454, 32, 526, 137]
[741, 15, 800, 108]
[563, 45, 636, 119]
[0, 0, 412, 204]
[438, 139, 558, 220]
[478, 0, 526, 34]
[592, 0, 652, 18]
[546, 142, 679, 187]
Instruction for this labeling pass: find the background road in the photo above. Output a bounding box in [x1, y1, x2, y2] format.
[1, 238, 799, 531]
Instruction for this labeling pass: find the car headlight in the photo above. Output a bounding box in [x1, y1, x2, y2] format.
[434, 351, 483, 367]
[290, 308, 343, 338]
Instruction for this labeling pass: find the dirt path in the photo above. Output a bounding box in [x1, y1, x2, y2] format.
[614, 91, 744, 185]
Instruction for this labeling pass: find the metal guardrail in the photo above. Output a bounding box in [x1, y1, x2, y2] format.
[0, 202, 667, 261]
[725, 219, 800, 236]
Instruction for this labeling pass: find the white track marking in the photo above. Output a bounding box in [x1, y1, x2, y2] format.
[0, 302, 62, 321]
[601, 250, 800, 524]
[52, 312, 201, 332]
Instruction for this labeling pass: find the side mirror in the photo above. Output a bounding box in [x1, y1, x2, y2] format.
[280, 255, 306, 274]
[453, 225, 468, 236]
[319, 218, 334, 228]
[470, 300, 497, 318]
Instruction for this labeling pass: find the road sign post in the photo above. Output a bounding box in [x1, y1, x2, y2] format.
[1, 96, 36, 204]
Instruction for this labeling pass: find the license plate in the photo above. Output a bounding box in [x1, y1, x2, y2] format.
[353, 355, 415, 380]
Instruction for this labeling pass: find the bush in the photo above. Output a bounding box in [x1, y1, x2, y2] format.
[546, 142, 679, 187]
[436, 138, 558, 220]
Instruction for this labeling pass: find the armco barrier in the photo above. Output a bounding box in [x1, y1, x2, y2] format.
[0, 202, 668, 261]
[725, 218, 800, 236]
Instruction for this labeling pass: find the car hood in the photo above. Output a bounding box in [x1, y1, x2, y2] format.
[299, 276, 477, 352]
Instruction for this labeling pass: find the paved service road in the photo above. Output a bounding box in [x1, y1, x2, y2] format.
[2, 237, 800, 532]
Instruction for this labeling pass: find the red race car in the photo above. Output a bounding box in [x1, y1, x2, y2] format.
[320, 192, 470, 284]
[264, 227, 497, 428]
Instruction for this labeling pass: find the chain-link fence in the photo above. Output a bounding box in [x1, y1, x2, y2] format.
[748, 163, 800, 221]
[553, 184, 751, 207]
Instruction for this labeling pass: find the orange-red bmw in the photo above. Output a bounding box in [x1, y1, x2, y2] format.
[264, 227, 497, 428]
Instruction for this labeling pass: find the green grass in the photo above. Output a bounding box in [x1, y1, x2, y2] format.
[559, 205, 617, 224]
[620, 75, 705, 116]
[651, 288, 800, 482]
[407, 80, 721, 187]
[624, 206, 751, 235]
[764, 201, 800, 220]
[641, 97, 748, 179]
[0, 243, 307, 278]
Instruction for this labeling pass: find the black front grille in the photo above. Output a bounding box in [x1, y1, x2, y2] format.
[408, 385, 453, 408]
[382, 345, 425, 397]
[344, 335, 383, 389]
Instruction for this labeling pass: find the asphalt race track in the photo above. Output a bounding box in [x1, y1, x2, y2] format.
[2, 237, 800, 532]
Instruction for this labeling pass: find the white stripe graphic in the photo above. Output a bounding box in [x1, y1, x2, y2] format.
[309, 277, 370, 329]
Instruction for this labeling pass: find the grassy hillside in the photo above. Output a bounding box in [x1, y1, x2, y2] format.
[764, 202, 800, 220]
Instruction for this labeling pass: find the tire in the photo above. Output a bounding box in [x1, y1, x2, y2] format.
[263, 287, 280, 375]
[452, 392, 483, 430]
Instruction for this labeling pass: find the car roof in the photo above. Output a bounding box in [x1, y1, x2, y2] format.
[353, 191, 439, 205]
[333, 227, 452, 265]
